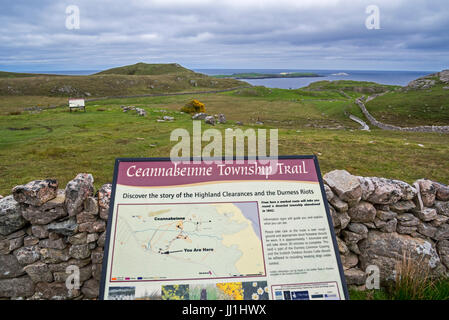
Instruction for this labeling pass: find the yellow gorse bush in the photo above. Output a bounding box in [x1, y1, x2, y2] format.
[181, 99, 206, 114]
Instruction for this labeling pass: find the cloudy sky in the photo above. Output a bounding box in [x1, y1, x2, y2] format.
[1, 0, 448, 72]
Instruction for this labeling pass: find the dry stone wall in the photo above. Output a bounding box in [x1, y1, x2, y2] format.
[325, 170, 449, 287]
[356, 97, 449, 134]
[1, 170, 449, 299]
[0, 174, 111, 300]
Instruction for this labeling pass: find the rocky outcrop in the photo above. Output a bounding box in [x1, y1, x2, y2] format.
[405, 70, 449, 90]
[192, 113, 226, 125]
[121, 105, 147, 117]
[204, 115, 216, 126]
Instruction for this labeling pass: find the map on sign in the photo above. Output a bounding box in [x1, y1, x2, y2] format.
[110, 202, 266, 281]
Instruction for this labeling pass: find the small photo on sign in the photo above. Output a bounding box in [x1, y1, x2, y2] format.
[161, 284, 189, 300]
[242, 281, 269, 300]
[189, 284, 221, 300]
[108, 287, 136, 300]
[134, 285, 162, 300]
[291, 291, 310, 300]
[215, 282, 243, 300]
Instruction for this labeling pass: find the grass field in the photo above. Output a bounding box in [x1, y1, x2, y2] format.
[1, 64, 448, 194]
[365, 80, 449, 126]
[1, 85, 448, 195]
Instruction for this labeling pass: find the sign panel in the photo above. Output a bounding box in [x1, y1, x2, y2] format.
[69, 99, 85, 107]
[100, 156, 348, 300]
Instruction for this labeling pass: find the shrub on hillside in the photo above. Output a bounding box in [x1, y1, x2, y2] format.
[181, 99, 206, 114]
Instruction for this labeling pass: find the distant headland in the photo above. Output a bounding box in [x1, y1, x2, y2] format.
[212, 72, 323, 80]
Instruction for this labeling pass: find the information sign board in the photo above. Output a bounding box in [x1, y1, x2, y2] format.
[100, 156, 348, 300]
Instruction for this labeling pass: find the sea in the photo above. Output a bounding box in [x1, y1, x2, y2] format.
[26, 69, 434, 89]
[195, 69, 435, 89]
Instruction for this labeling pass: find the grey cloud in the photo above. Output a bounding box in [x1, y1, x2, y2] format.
[0, 0, 448, 70]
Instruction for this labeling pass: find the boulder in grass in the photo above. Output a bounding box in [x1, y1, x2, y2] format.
[218, 114, 226, 124]
[192, 113, 208, 120]
[204, 116, 216, 126]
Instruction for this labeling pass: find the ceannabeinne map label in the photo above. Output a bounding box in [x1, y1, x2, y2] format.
[100, 157, 348, 300]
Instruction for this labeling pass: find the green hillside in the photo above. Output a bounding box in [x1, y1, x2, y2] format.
[303, 80, 398, 96]
[95, 62, 197, 76]
[0, 63, 245, 99]
[365, 71, 449, 126]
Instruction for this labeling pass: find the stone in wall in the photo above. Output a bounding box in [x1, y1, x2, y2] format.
[98, 184, 112, 221]
[437, 240, 449, 269]
[415, 179, 436, 207]
[12, 179, 58, 207]
[344, 268, 367, 286]
[435, 201, 449, 216]
[0, 196, 27, 236]
[364, 178, 404, 205]
[348, 202, 376, 223]
[0, 277, 35, 298]
[324, 170, 362, 206]
[434, 183, 449, 201]
[65, 174, 94, 216]
[358, 231, 445, 284]
[47, 217, 78, 236]
[21, 190, 67, 225]
[0, 254, 26, 278]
